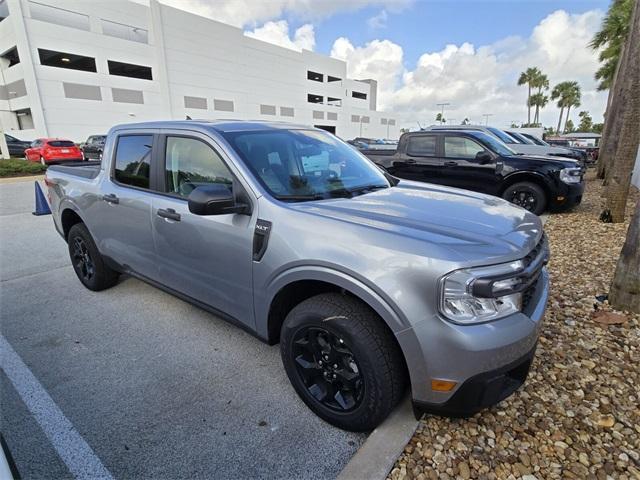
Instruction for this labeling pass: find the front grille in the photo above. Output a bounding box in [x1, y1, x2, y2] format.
[520, 234, 548, 312]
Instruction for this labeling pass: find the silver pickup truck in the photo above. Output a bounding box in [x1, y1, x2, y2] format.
[46, 120, 549, 431]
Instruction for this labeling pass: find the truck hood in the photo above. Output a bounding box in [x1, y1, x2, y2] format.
[288, 181, 543, 264]
[509, 143, 576, 157]
[506, 153, 581, 168]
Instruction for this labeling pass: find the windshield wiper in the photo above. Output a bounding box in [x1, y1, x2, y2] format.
[273, 193, 325, 202]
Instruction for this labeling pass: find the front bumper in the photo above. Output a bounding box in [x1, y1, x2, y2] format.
[413, 343, 537, 418]
[550, 181, 585, 210]
[398, 267, 549, 417]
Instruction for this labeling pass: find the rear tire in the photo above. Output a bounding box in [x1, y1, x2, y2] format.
[67, 223, 119, 291]
[502, 181, 546, 215]
[280, 293, 407, 431]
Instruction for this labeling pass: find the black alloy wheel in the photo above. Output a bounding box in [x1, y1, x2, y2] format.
[71, 236, 95, 283]
[502, 181, 546, 215]
[291, 326, 364, 412]
[67, 223, 119, 291]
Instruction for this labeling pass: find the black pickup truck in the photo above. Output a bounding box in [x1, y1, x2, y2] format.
[362, 129, 585, 215]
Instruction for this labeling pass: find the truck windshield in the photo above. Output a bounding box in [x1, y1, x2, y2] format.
[468, 132, 517, 157]
[223, 129, 391, 201]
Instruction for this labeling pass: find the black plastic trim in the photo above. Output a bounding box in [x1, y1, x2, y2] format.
[253, 219, 272, 261]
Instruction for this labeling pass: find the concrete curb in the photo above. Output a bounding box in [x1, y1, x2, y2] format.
[337, 396, 419, 480]
[0, 174, 45, 184]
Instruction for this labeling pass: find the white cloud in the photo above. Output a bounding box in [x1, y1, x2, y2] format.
[245, 21, 315, 51]
[332, 9, 608, 130]
[367, 10, 388, 29]
[145, 0, 411, 28]
[331, 37, 404, 107]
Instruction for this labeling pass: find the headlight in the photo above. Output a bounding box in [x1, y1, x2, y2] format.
[439, 261, 524, 324]
[560, 167, 582, 184]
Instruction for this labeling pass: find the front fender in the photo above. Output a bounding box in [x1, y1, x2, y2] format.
[255, 264, 411, 341]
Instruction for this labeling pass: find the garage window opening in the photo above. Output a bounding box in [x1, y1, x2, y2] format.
[38, 49, 97, 72]
[1, 46, 20, 67]
[108, 60, 153, 80]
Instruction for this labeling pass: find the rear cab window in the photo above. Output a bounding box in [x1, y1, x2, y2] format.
[113, 135, 153, 189]
[406, 135, 437, 156]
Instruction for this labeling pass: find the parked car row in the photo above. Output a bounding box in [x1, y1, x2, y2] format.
[3, 133, 106, 164]
[361, 127, 585, 215]
[46, 120, 549, 432]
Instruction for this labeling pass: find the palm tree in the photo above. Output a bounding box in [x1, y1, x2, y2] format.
[551, 82, 571, 134]
[532, 73, 549, 124]
[578, 111, 593, 131]
[563, 82, 581, 132]
[590, 0, 633, 90]
[518, 67, 542, 125]
[529, 93, 549, 125]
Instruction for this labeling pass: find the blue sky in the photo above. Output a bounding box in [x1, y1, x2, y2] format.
[309, 0, 609, 67]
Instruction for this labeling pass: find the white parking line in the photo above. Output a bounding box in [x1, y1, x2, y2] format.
[0, 335, 114, 480]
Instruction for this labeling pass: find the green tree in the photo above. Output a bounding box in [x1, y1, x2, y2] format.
[461, 117, 470, 125]
[590, 0, 633, 90]
[517, 67, 542, 125]
[551, 81, 581, 133]
[578, 111, 593, 131]
[529, 92, 549, 125]
[592, 123, 604, 133]
[564, 119, 576, 133]
[435, 113, 446, 124]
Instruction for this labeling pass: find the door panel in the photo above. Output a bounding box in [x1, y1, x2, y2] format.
[90, 134, 158, 279]
[151, 134, 255, 327]
[442, 136, 500, 194]
[392, 134, 444, 184]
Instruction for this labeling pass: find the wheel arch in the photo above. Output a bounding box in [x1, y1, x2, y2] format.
[60, 207, 86, 240]
[262, 267, 409, 346]
[499, 172, 552, 199]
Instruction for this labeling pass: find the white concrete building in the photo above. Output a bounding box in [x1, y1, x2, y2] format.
[0, 0, 398, 144]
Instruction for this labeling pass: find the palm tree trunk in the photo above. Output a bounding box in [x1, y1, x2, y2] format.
[609, 198, 640, 312]
[598, 42, 627, 180]
[602, 0, 640, 222]
[556, 106, 564, 134]
[527, 84, 531, 125]
[563, 105, 572, 133]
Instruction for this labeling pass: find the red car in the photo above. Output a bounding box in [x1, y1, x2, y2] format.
[25, 138, 83, 165]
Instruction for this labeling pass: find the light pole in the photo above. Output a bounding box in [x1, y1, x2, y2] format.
[436, 102, 450, 125]
[482, 113, 493, 125]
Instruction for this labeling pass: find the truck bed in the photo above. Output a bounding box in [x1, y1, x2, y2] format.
[47, 161, 102, 180]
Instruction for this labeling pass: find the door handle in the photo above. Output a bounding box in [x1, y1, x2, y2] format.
[404, 158, 417, 164]
[157, 208, 181, 221]
[444, 161, 458, 166]
[102, 194, 119, 204]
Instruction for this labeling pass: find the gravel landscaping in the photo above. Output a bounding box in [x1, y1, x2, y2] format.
[389, 172, 640, 480]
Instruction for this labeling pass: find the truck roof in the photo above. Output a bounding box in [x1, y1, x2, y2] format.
[110, 119, 314, 134]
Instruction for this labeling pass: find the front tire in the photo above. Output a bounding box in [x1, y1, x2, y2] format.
[280, 293, 407, 431]
[502, 181, 547, 215]
[67, 223, 119, 291]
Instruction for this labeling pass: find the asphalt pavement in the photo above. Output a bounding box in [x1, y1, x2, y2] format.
[0, 178, 365, 479]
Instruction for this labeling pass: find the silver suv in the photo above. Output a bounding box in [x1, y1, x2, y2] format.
[47, 121, 549, 431]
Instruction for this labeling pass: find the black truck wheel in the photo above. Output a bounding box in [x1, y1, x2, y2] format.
[280, 293, 407, 431]
[67, 223, 119, 291]
[502, 182, 547, 215]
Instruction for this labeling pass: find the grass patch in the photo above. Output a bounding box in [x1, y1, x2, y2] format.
[0, 159, 47, 177]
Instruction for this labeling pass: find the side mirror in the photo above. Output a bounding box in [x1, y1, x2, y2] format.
[188, 184, 247, 215]
[476, 151, 493, 164]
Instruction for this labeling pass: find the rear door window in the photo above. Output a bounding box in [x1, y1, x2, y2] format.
[113, 135, 153, 189]
[406, 136, 437, 156]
